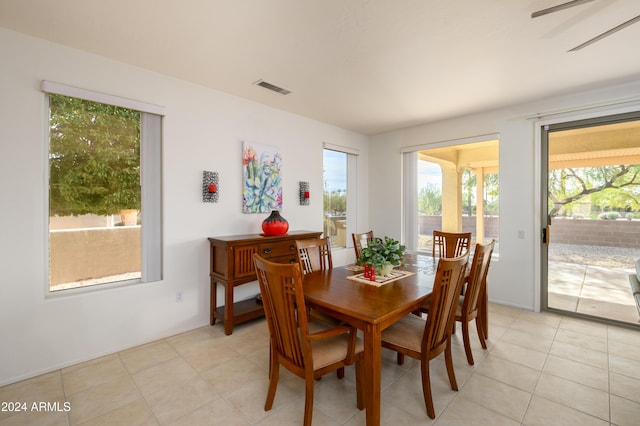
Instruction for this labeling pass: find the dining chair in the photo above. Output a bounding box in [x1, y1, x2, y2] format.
[422, 240, 495, 365]
[295, 237, 347, 379]
[352, 230, 373, 263]
[253, 254, 364, 426]
[456, 239, 495, 364]
[432, 230, 471, 258]
[296, 237, 333, 275]
[381, 252, 469, 419]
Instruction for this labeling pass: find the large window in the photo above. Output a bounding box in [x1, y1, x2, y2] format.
[44, 82, 162, 293]
[323, 145, 357, 249]
[403, 137, 499, 253]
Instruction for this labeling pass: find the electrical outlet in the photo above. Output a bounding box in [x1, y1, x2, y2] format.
[176, 291, 183, 303]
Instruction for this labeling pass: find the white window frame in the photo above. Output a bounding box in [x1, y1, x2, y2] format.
[42, 81, 164, 295]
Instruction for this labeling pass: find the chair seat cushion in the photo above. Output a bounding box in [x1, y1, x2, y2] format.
[309, 321, 364, 370]
[381, 314, 426, 353]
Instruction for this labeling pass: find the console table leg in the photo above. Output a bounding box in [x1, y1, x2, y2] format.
[224, 283, 234, 335]
[210, 280, 217, 325]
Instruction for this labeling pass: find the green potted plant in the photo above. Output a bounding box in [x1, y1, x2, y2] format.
[357, 236, 406, 276]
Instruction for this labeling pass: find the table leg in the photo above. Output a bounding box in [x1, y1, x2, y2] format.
[364, 323, 382, 426]
[224, 282, 234, 335]
[210, 280, 217, 325]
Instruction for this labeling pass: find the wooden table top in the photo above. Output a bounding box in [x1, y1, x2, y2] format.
[302, 258, 437, 326]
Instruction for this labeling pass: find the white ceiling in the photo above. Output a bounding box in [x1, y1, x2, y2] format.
[1, 0, 639, 135]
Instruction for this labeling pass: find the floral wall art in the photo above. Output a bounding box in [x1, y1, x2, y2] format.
[242, 141, 283, 213]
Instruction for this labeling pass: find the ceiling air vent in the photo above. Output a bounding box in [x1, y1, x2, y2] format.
[254, 79, 291, 95]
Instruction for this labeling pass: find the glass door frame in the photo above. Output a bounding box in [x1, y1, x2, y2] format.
[538, 109, 640, 325]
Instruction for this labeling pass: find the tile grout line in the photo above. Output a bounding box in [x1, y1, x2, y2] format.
[116, 351, 161, 426]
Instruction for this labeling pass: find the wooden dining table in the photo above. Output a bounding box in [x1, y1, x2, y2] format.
[302, 256, 436, 426]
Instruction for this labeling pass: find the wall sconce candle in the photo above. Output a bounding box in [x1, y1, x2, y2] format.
[299, 181, 310, 206]
[203, 171, 219, 203]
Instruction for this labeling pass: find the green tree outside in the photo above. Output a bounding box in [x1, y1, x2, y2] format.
[418, 184, 442, 215]
[49, 94, 141, 217]
[323, 190, 346, 215]
[548, 165, 640, 217]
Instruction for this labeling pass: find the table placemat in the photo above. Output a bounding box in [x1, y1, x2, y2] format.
[345, 265, 364, 272]
[347, 269, 415, 287]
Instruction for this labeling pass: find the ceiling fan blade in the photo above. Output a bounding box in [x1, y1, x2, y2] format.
[569, 14, 640, 51]
[531, 0, 597, 18]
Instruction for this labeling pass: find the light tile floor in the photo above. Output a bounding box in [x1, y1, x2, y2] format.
[2, 304, 640, 425]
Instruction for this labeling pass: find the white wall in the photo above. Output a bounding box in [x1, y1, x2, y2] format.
[369, 79, 640, 313]
[0, 27, 369, 385]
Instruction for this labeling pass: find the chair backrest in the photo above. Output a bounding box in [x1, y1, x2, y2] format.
[352, 231, 374, 262]
[462, 240, 495, 318]
[422, 252, 469, 357]
[432, 230, 471, 258]
[296, 237, 333, 275]
[253, 253, 310, 370]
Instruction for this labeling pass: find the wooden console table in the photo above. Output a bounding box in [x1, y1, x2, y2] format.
[208, 230, 322, 335]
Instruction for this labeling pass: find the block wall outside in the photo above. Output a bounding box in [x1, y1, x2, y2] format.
[419, 215, 640, 248]
[49, 227, 141, 286]
[548, 218, 640, 248]
[419, 216, 499, 241]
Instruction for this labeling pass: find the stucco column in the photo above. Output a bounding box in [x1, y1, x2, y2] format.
[441, 163, 462, 232]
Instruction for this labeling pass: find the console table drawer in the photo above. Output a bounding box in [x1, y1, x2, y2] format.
[259, 240, 297, 259]
[269, 254, 299, 265]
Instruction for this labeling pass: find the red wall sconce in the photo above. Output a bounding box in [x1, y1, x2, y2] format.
[203, 171, 219, 203]
[299, 181, 310, 206]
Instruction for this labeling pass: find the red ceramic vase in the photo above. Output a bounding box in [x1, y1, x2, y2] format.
[262, 210, 289, 236]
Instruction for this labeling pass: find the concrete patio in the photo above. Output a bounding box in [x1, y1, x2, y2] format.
[548, 260, 640, 325]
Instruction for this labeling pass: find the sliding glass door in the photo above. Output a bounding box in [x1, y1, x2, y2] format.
[541, 112, 640, 326]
